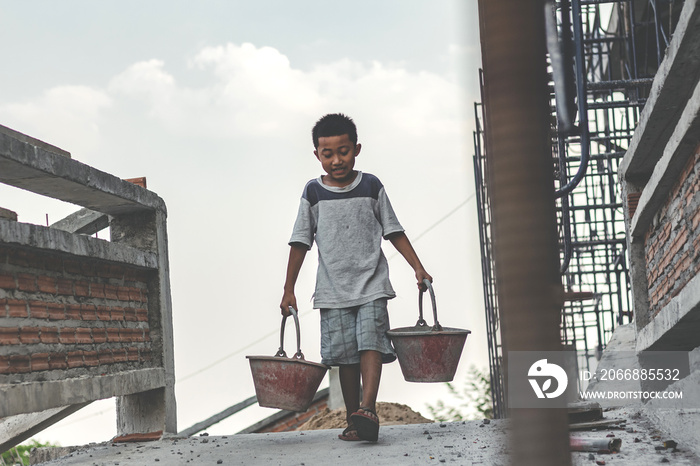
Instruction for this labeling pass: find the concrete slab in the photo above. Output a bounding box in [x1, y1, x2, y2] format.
[31, 411, 700, 466]
[0, 125, 165, 215]
[35, 421, 510, 466]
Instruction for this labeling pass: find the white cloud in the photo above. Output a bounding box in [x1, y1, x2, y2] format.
[104, 42, 467, 145]
[0, 85, 111, 156]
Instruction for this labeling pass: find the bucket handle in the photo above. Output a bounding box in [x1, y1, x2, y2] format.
[417, 279, 442, 331]
[275, 306, 305, 360]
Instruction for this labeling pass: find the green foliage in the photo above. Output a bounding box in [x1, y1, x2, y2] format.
[1, 440, 59, 466]
[425, 365, 493, 422]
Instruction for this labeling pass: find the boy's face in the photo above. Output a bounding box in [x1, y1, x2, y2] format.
[314, 134, 362, 186]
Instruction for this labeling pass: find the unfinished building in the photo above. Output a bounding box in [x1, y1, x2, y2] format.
[0, 124, 177, 451]
[475, 0, 699, 424]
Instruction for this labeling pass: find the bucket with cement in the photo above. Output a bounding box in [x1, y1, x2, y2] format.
[247, 307, 329, 412]
[388, 280, 470, 382]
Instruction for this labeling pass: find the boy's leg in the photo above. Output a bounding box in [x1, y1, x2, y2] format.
[338, 364, 361, 425]
[359, 350, 382, 412]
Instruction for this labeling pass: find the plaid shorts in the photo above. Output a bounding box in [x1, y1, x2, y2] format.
[319, 298, 397, 366]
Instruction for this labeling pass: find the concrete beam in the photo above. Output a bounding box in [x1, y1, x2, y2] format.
[637, 274, 700, 352]
[0, 368, 165, 418]
[51, 208, 110, 236]
[0, 125, 166, 215]
[0, 403, 90, 453]
[619, 0, 700, 183]
[0, 218, 157, 269]
[629, 75, 700, 237]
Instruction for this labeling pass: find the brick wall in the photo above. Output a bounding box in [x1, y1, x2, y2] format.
[0, 244, 155, 381]
[644, 150, 700, 316]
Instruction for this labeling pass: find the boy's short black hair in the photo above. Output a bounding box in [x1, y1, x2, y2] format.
[312, 113, 358, 149]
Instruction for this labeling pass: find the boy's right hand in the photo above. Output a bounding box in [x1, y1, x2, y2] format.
[280, 291, 297, 317]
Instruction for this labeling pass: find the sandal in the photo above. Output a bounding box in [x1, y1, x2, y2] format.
[350, 407, 380, 442]
[338, 424, 361, 441]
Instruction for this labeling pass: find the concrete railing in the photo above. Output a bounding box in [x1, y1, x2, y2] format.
[0, 124, 176, 450]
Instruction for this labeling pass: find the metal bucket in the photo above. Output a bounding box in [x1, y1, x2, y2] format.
[387, 280, 470, 383]
[247, 307, 329, 412]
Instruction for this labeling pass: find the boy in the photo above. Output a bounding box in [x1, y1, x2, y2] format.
[280, 113, 432, 442]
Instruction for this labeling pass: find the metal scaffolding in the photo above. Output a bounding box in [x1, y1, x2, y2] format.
[474, 0, 685, 418]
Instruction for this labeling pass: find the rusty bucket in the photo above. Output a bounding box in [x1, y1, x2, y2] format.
[247, 307, 329, 412]
[388, 280, 470, 383]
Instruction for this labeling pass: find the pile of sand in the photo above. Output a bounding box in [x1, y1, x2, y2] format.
[297, 402, 434, 431]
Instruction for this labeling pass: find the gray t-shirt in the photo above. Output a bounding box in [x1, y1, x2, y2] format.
[289, 171, 404, 309]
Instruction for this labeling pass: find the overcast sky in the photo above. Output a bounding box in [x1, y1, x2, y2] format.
[0, 0, 487, 446]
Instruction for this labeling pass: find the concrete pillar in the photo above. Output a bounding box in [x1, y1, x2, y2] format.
[111, 210, 177, 435]
[477, 0, 571, 464]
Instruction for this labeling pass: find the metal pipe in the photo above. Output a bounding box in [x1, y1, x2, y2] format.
[555, 0, 591, 198]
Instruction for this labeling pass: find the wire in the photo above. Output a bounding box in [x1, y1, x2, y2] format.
[387, 194, 475, 260]
[177, 309, 315, 383]
[177, 195, 475, 383]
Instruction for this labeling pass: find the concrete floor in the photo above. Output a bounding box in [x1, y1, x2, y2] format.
[32, 407, 700, 466]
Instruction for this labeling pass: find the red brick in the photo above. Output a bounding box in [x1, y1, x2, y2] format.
[96, 306, 111, 321]
[75, 327, 93, 344]
[19, 327, 41, 344]
[43, 255, 63, 272]
[113, 348, 128, 363]
[125, 268, 151, 283]
[66, 351, 84, 368]
[692, 208, 700, 231]
[64, 259, 82, 275]
[37, 275, 57, 294]
[80, 261, 96, 276]
[8, 250, 30, 267]
[92, 328, 107, 343]
[83, 351, 99, 366]
[0, 327, 20, 345]
[9, 354, 31, 373]
[31, 353, 50, 371]
[8, 300, 28, 318]
[104, 284, 119, 300]
[127, 347, 139, 362]
[128, 287, 143, 302]
[97, 263, 124, 280]
[98, 349, 114, 365]
[74, 281, 90, 297]
[65, 304, 81, 320]
[106, 328, 121, 342]
[47, 303, 65, 320]
[0, 355, 10, 374]
[141, 290, 149, 304]
[0, 298, 5, 318]
[17, 273, 37, 292]
[90, 283, 106, 299]
[56, 278, 73, 295]
[127, 328, 142, 342]
[140, 349, 152, 362]
[136, 308, 148, 322]
[29, 301, 49, 319]
[80, 304, 97, 321]
[117, 286, 131, 301]
[59, 328, 76, 344]
[143, 328, 150, 342]
[39, 327, 59, 344]
[123, 307, 137, 322]
[0, 273, 15, 289]
[110, 307, 125, 321]
[48, 354, 68, 370]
